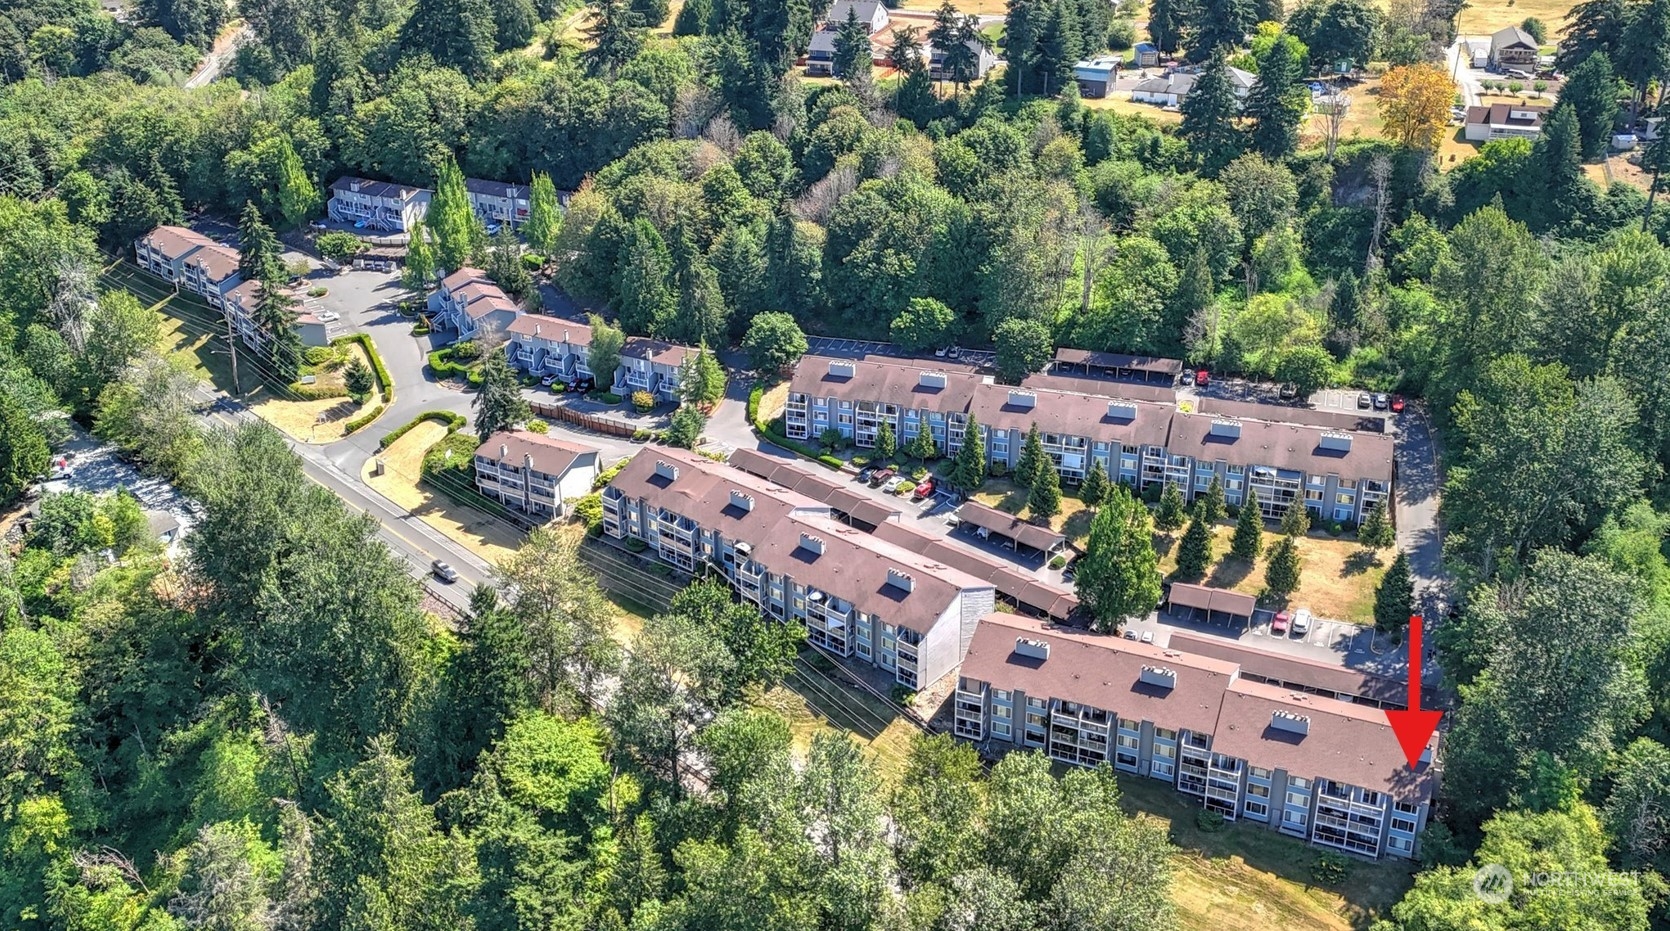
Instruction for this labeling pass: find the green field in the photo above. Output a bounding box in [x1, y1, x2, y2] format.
[98, 259, 246, 394]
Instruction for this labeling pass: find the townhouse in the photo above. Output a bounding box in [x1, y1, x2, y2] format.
[786, 355, 1393, 524]
[428, 268, 521, 338]
[506, 316, 594, 382]
[601, 448, 996, 690]
[327, 177, 432, 232]
[615, 337, 691, 402]
[954, 614, 1434, 860]
[465, 178, 530, 229]
[221, 281, 328, 354]
[474, 430, 600, 521]
[135, 226, 242, 308]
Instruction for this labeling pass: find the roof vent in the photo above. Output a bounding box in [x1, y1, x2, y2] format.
[1209, 420, 1242, 439]
[1013, 637, 1050, 660]
[1319, 432, 1353, 452]
[1107, 401, 1138, 421]
[887, 567, 915, 592]
[919, 371, 948, 389]
[1271, 710, 1311, 735]
[653, 460, 680, 482]
[1139, 665, 1177, 689]
[828, 360, 857, 378]
[350, 179, 361, 192]
[729, 490, 754, 512]
[799, 533, 826, 556]
[1008, 390, 1037, 410]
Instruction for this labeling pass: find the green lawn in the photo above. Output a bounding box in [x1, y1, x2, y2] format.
[99, 259, 246, 395]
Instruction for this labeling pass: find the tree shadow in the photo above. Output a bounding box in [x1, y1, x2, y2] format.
[1207, 556, 1255, 590]
[1063, 509, 1094, 541]
[1341, 549, 1382, 577]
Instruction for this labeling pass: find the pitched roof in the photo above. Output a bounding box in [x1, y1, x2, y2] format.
[440, 267, 492, 290]
[1052, 347, 1185, 376]
[1197, 397, 1384, 434]
[955, 500, 1068, 553]
[790, 356, 986, 414]
[183, 244, 240, 282]
[621, 336, 693, 368]
[1133, 72, 1196, 96]
[464, 177, 529, 200]
[826, 0, 886, 27]
[138, 225, 215, 261]
[1166, 631, 1406, 706]
[1165, 582, 1256, 618]
[1019, 371, 1178, 405]
[330, 176, 429, 200]
[506, 315, 594, 345]
[1465, 103, 1547, 129]
[1490, 25, 1538, 49]
[476, 430, 597, 477]
[1226, 65, 1257, 89]
[969, 381, 1174, 449]
[1166, 411, 1395, 484]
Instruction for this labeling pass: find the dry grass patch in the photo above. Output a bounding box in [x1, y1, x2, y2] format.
[1156, 524, 1388, 622]
[252, 341, 382, 443]
[972, 477, 1093, 545]
[1083, 94, 1185, 123]
[758, 381, 791, 422]
[1452, 0, 1576, 36]
[361, 422, 525, 566]
[759, 652, 921, 784]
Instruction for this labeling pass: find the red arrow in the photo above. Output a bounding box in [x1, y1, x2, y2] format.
[1384, 614, 1441, 769]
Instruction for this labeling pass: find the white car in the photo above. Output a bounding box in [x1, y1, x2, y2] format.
[1292, 608, 1313, 635]
[1140, 630, 1155, 644]
[315, 311, 340, 323]
[309, 220, 328, 229]
[881, 476, 905, 494]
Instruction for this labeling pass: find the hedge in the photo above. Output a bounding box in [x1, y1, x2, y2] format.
[334, 333, 392, 402]
[746, 383, 763, 424]
[342, 403, 386, 435]
[756, 415, 842, 471]
[378, 410, 466, 450]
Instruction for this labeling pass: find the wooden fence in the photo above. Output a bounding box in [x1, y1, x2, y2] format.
[529, 401, 641, 439]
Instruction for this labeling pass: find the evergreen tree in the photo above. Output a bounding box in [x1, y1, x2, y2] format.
[908, 425, 938, 461]
[1618, 0, 1670, 112]
[1373, 550, 1413, 633]
[485, 226, 533, 302]
[403, 220, 437, 291]
[1081, 457, 1109, 506]
[875, 419, 897, 459]
[254, 279, 302, 382]
[1028, 457, 1062, 521]
[429, 157, 484, 273]
[1016, 423, 1046, 487]
[0, 392, 51, 503]
[1180, 51, 1244, 175]
[1559, 51, 1619, 160]
[1264, 534, 1301, 597]
[522, 172, 564, 255]
[399, 0, 498, 78]
[1173, 246, 1217, 351]
[1244, 34, 1307, 160]
[832, 6, 871, 80]
[1187, 0, 1252, 60]
[1279, 498, 1310, 536]
[630, 0, 669, 27]
[1004, 0, 1043, 95]
[673, 0, 710, 33]
[474, 351, 531, 441]
[615, 219, 676, 335]
[585, 0, 645, 78]
[949, 413, 987, 491]
[1358, 500, 1395, 548]
[1075, 485, 1162, 631]
[493, 0, 538, 49]
[1230, 489, 1264, 559]
[275, 139, 319, 230]
[1534, 102, 1587, 229]
[1176, 502, 1213, 578]
[1155, 482, 1186, 530]
[238, 201, 284, 284]
[1557, 0, 1628, 72]
[892, 26, 937, 121]
[1201, 474, 1227, 524]
[1148, 0, 1191, 54]
[1331, 269, 1361, 328]
[1037, 0, 1083, 95]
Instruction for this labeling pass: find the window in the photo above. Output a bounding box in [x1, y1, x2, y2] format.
[1027, 697, 1046, 709]
[1289, 777, 1309, 790]
[1394, 801, 1420, 815]
[992, 722, 1012, 738]
[1387, 835, 1413, 853]
[992, 705, 1011, 719]
[1336, 492, 1355, 505]
[1154, 727, 1176, 741]
[1392, 816, 1418, 834]
[1283, 809, 1306, 826]
[994, 689, 1011, 702]
[1117, 717, 1139, 732]
[1117, 734, 1139, 750]
[1152, 743, 1175, 759]
[1244, 800, 1269, 819]
[1286, 790, 1309, 808]
[1150, 760, 1174, 778]
[1361, 790, 1383, 807]
[1247, 783, 1270, 799]
[1250, 766, 1271, 780]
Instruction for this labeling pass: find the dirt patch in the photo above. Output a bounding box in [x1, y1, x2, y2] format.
[1157, 524, 1387, 622]
[758, 381, 791, 423]
[361, 422, 525, 566]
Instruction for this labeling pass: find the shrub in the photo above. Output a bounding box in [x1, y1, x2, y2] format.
[570, 492, 604, 532]
[1049, 554, 1066, 569]
[593, 391, 623, 404]
[631, 429, 653, 442]
[896, 481, 916, 496]
[818, 455, 843, 469]
[624, 537, 649, 553]
[1327, 521, 1344, 536]
[303, 345, 337, 366]
[316, 230, 366, 261]
[1196, 809, 1226, 832]
[334, 333, 392, 401]
[411, 324, 431, 336]
[592, 456, 633, 490]
[525, 418, 549, 433]
[522, 253, 544, 270]
[307, 286, 328, 297]
[1312, 853, 1351, 885]
[746, 384, 764, 423]
[341, 404, 385, 435]
[379, 410, 466, 449]
[631, 390, 656, 413]
[1107, 18, 1135, 50]
[1141, 482, 1164, 504]
[890, 685, 917, 706]
[452, 339, 482, 361]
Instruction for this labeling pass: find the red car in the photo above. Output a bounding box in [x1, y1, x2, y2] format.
[1390, 395, 1406, 413]
[1271, 610, 1290, 634]
[1194, 368, 1210, 387]
[913, 477, 936, 499]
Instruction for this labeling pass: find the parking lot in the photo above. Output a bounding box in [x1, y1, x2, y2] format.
[1120, 601, 1431, 683]
[804, 336, 996, 368]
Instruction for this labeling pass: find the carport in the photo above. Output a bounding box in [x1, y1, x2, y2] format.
[956, 501, 1069, 560]
[1164, 582, 1256, 626]
[1051, 348, 1184, 384]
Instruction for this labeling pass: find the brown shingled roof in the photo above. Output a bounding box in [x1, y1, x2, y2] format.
[476, 430, 597, 478]
[506, 315, 593, 344]
[441, 267, 491, 290]
[789, 356, 984, 414]
[1167, 411, 1394, 483]
[140, 225, 216, 261]
[622, 337, 693, 367]
[1166, 631, 1406, 706]
[956, 500, 1067, 553]
[1052, 348, 1184, 376]
[969, 382, 1174, 449]
[1196, 397, 1385, 433]
[184, 244, 240, 283]
[1166, 582, 1256, 618]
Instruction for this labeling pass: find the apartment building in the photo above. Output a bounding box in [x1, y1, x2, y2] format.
[428, 268, 520, 339]
[954, 614, 1434, 860]
[615, 338, 692, 402]
[601, 448, 996, 690]
[465, 178, 531, 229]
[327, 177, 432, 232]
[474, 430, 600, 521]
[135, 226, 242, 308]
[786, 355, 1394, 524]
[220, 281, 328, 354]
[506, 316, 594, 381]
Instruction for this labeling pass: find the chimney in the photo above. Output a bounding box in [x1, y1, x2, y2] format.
[1013, 637, 1050, 660]
[1139, 665, 1177, 689]
[499, 444, 509, 459]
[350, 179, 360, 192]
[799, 532, 825, 556]
[828, 360, 857, 378]
[1008, 389, 1036, 410]
[533, 323, 541, 338]
[653, 460, 680, 481]
[1209, 419, 1242, 439]
[1107, 401, 1138, 421]
[887, 567, 915, 592]
[919, 371, 948, 389]
[1270, 710, 1311, 735]
[729, 490, 754, 512]
[1319, 432, 1353, 452]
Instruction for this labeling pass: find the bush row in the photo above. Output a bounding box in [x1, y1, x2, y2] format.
[333, 333, 393, 402]
[341, 403, 386, 435]
[378, 410, 467, 450]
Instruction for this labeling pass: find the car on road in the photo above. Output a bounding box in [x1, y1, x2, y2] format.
[1272, 610, 1290, 634]
[1140, 630, 1154, 644]
[881, 476, 905, 494]
[857, 466, 876, 484]
[1391, 394, 1406, 413]
[1292, 608, 1313, 635]
[1356, 392, 1372, 410]
[1372, 393, 1390, 411]
[540, 375, 558, 387]
[870, 468, 895, 487]
[913, 477, 935, 499]
[431, 560, 459, 583]
[1194, 368, 1210, 387]
[316, 311, 340, 323]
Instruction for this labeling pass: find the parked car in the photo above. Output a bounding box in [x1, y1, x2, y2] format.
[1278, 383, 1298, 400]
[1271, 610, 1290, 633]
[1123, 629, 1138, 640]
[431, 560, 459, 583]
[315, 311, 340, 323]
[540, 375, 557, 387]
[882, 476, 905, 494]
[1356, 392, 1372, 410]
[1372, 393, 1390, 411]
[1390, 394, 1406, 413]
[571, 376, 595, 393]
[1292, 608, 1313, 635]
[947, 346, 963, 360]
[309, 220, 328, 230]
[934, 346, 948, 358]
[1140, 630, 1154, 644]
[870, 468, 895, 487]
[913, 477, 936, 499]
[857, 466, 876, 484]
[1194, 368, 1210, 387]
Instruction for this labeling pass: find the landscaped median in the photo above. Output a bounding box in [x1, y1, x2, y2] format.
[379, 410, 467, 449]
[749, 383, 844, 471]
[335, 332, 393, 402]
[361, 413, 525, 564]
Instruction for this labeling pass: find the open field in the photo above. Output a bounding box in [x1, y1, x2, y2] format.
[1156, 523, 1388, 622]
[99, 260, 247, 393]
[1454, 0, 1574, 37]
[1084, 94, 1185, 123]
[361, 421, 525, 565]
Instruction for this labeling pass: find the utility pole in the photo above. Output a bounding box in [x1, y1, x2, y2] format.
[225, 308, 242, 394]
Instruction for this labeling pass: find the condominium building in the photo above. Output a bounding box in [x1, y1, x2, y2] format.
[428, 268, 520, 339]
[786, 355, 1394, 524]
[134, 226, 242, 308]
[220, 281, 328, 354]
[601, 447, 996, 690]
[615, 338, 692, 403]
[474, 430, 600, 521]
[327, 177, 432, 232]
[465, 178, 531, 229]
[954, 614, 1434, 860]
[505, 316, 594, 381]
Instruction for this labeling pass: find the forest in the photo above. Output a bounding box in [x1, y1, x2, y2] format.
[8, 0, 1670, 923]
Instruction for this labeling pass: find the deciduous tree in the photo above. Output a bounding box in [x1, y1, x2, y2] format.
[1378, 63, 1453, 150]
[742, 311, 808, 373]
[1075, 485, 1161, 630]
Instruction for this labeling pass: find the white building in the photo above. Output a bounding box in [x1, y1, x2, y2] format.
[474, 430, 600, 521]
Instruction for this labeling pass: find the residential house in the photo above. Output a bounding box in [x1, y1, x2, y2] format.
[465, 178, 531, 229]
[615, 337, 693, 403]
[327, 177, 432, 232]
[1133, 41, 1160, 67]
[135, 226, 243, 308]
[806, 0, 890, 75]
[1489, 25, 1539, 68]
[1464, 102, 1547, 142]
[427, 268, 520, 339]
[506, 316, 594, 381]
[953, 614, 1434, 860]
[601, 447, 997, 691]
[221, 281, 330, 354]
[1130, 66, 1254, 107]
[1074, 56, 1121, 98]
[928, 37, 999, 82]
[474, 430, 600, 521]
